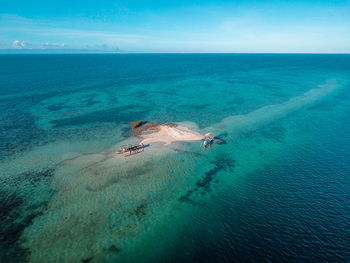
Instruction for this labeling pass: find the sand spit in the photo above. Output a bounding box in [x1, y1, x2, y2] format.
[206, 80, 339, 136]
[132, 122, 204, 146]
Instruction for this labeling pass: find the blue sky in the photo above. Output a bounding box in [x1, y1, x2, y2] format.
[1, 0, 349, 53]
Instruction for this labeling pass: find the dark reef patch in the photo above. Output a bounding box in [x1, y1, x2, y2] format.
[178, 195, 197, 204]
[216, 132, 228, 139]
[0, 109, 44, 158]
[0, 190, 48, 263]
[109, 244, 121, 253]
[81, 256, 93, 263]
[0, 192, 23, 247]
[82, 93, 102, 107]
[272, 92, 287, 98]
[46, 102, 68, 112]
[0, 169, 54, 262]
[214, 137, 226, 145]
[184, 104, 210, 110]
[83, 98, 99, 107]
[21, 168, 54, 181]
[179, 155, 235, 203]
[195, 156, 235, 192]
[130, 203, 147, 219]
[307, 101, 334, 111]
[228, 97, 246, 105]
[50, 106, 151, 128]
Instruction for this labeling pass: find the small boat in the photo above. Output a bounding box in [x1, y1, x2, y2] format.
[118, 143, 144, 155]
[201, 133, 215, 148]
[203, 140, 210, 148]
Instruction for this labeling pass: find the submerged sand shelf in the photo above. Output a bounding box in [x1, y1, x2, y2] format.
[132, 122, 204, 146]
[16, 82, 342, 262]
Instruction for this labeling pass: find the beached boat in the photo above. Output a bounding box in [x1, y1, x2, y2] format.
[201, 133, 215, 148]
[118, 143, 144, 155]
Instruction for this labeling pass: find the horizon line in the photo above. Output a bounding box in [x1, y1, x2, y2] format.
[0, 50, 349, 55]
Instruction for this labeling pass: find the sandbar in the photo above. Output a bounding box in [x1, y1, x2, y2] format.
[135, 123, 204, 146]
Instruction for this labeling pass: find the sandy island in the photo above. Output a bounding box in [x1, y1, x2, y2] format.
[133, 122, 204, 146]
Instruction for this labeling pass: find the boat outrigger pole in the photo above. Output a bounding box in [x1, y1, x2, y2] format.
[118, 143, 145, 156]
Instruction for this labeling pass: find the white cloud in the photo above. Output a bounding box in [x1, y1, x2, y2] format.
[12, 40, 19, 46]
[12, 40, 26, 48]
[9, 40, 67, 50]
[42, 42, 66, 49]
[2, 11, 349, 53]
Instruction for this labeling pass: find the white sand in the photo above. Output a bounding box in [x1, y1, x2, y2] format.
[140, 125, 204, 146]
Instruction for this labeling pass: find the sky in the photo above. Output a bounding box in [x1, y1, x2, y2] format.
[1, 0, 350, 53]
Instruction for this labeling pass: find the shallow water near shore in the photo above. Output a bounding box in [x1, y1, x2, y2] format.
[1, 54, 350, 262]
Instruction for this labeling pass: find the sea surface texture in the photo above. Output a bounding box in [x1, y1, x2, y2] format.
[0, 54, 350, 262]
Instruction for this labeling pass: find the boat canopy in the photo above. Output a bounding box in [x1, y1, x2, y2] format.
[205, 133, 215, 140]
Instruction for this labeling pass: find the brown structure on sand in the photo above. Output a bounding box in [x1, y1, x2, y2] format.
[132, 122, 177, 137]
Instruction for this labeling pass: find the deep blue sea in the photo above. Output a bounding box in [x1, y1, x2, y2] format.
[1, 54, 350, 262]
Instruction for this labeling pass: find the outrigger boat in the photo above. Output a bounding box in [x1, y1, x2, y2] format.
[118, 143, 144, 156]
[201, 133, 215, 148]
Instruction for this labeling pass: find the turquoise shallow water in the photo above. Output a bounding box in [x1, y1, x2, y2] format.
[1, 54, 350, 262]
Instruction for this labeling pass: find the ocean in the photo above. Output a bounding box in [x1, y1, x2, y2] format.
[1, 54, 350, 262]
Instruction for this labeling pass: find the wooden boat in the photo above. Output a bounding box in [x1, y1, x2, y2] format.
[201, 133, 215, 148]
[118, 143, 144, 155]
